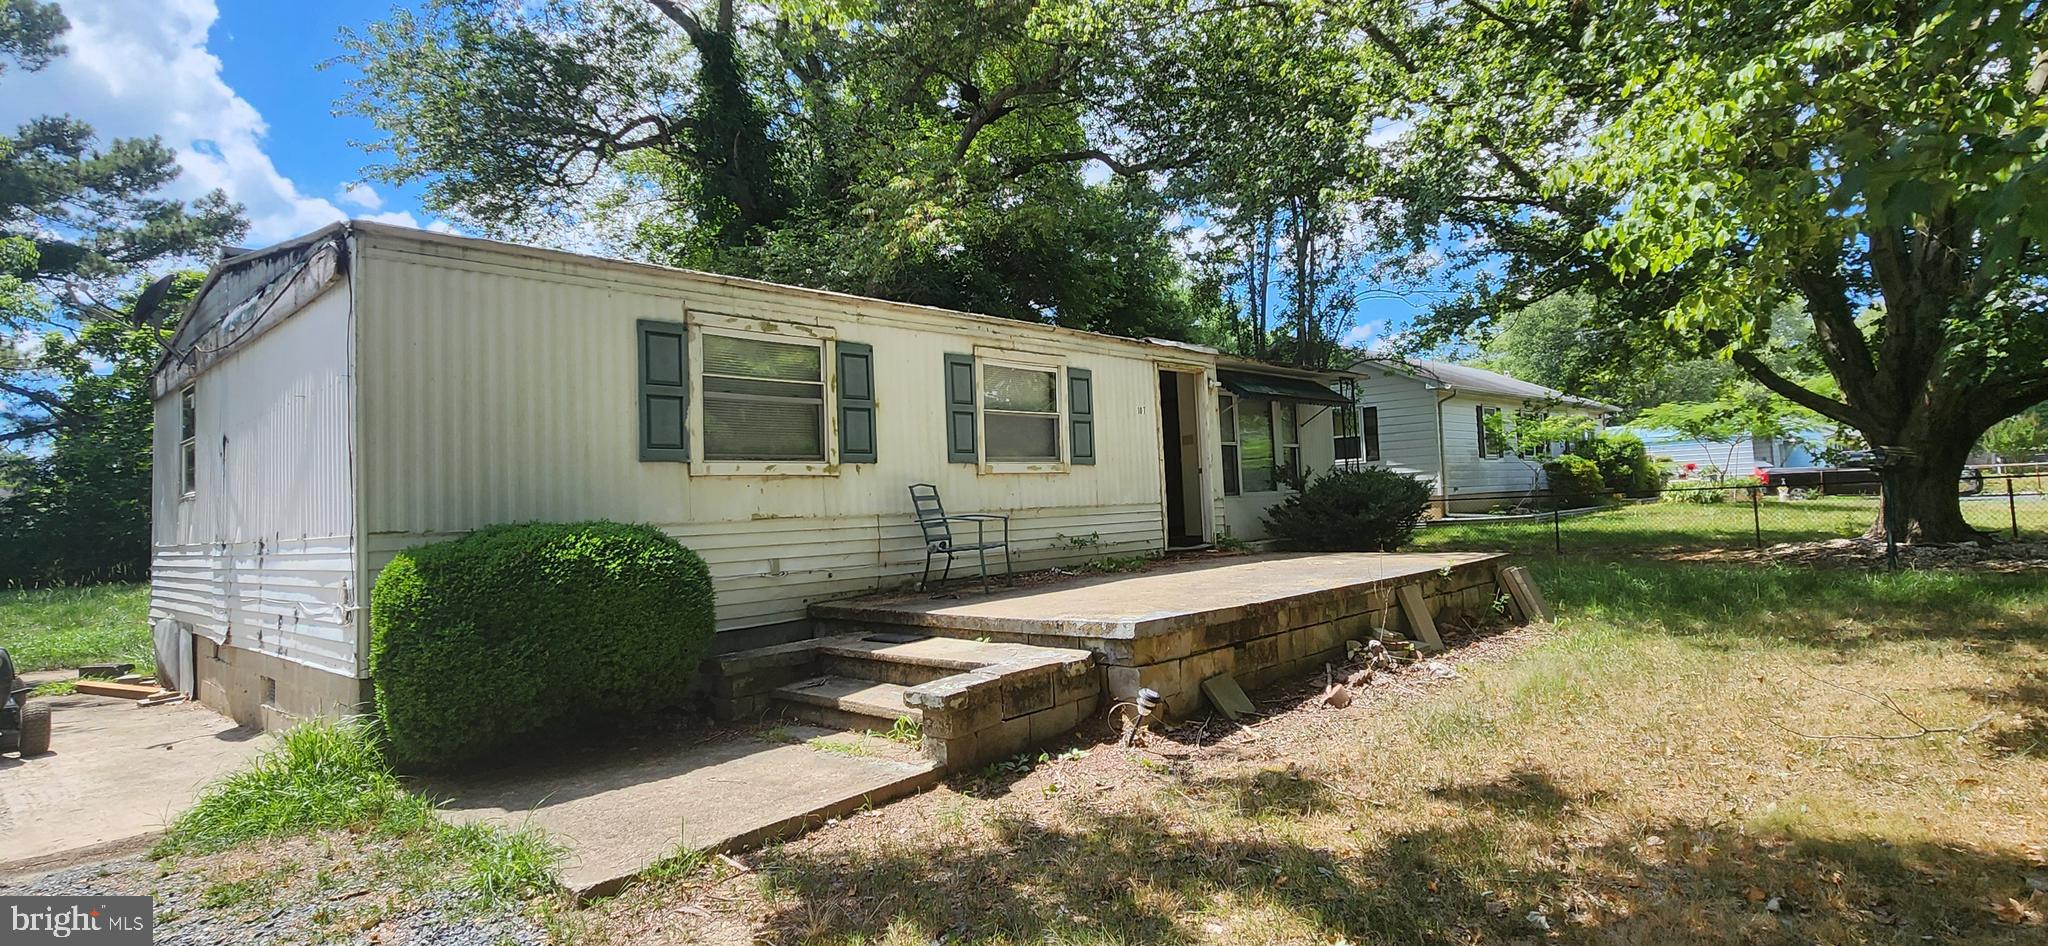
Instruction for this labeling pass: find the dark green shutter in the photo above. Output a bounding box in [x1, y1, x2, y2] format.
[1067, 367, 1095, 465]
[944, 353, 977, 463]
[837, 341, 876, 463]
[638, 319, 689, 461]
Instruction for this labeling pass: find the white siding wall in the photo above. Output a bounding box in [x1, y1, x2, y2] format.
[1341, 366, 1447, 488]
[1438, 393, 1551, 501]
[353, 232, 1202, 633]
[150, 283, 358, 675]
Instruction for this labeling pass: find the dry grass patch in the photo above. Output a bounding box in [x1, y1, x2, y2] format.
[573, 559, 2048, 945]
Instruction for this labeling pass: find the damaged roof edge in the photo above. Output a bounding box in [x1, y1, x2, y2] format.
[150, 225, 350, 398]
[152, 221, 350, 381]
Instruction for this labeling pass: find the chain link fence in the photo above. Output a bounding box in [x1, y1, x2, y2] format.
[1411, 470, 2048, 557]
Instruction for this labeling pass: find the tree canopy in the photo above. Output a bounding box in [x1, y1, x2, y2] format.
[1347, 0, 2047, 539]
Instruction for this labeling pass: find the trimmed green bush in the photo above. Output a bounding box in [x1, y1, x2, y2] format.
[1569, 433, 1662, 496]
[1262, 467, 1435, 551]
[1542, 453, 1609, 508]
[370, 521, 715, 767]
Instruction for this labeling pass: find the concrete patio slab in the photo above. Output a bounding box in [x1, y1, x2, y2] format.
[430, 725, 939, 899]
[0, 690, 270, 875]
[812, 551, 1506, 639]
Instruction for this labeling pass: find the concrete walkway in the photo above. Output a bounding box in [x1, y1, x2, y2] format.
[431, 725, 939, 899]
[0, 689, 269, 874]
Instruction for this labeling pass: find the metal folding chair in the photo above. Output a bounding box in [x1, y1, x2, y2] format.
[909, 483, 1012, 593]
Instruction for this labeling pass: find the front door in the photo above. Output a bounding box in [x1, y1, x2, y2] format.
[1157, 370, 1204, 547]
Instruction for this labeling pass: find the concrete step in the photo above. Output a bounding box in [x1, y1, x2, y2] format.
[813, 632, 1085, 686]
[771, 675, 920, 732]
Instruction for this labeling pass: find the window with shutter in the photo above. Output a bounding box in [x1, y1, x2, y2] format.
[1362, 406, 1381, 462]
[637, 320, 689, 461]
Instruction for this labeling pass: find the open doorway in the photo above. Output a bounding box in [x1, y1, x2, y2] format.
[1157, 369, 1207, 548]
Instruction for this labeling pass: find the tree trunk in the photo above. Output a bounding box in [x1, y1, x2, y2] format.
[1866, 431, 1982, 543]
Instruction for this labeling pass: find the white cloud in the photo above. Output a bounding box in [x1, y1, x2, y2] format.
[337, 182, 385, 211]
[0, 0, 451, 245]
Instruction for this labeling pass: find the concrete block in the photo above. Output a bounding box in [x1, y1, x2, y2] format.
[999, 666, 1056, 720]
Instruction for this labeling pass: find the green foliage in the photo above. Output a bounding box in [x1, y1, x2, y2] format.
[1568, 433, 1661, 497]
[159, 717, 561, 905]
[1979, 407, 2048, 463]
[1260, 467, 1434, 551]
[1368, 0, 2047, 540]
[159, 718, 437, 856]
[1541, 453, 1607, 509]
[3, 8, 244, 584]
[1661, 477, 1761, 505]
[369, 521, 716, 767]
[336, 0, 1223, 342]
[0, 276, 202, 584]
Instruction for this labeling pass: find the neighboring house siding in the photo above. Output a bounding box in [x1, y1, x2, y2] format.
[149, 282, 358, 677]
[1439, 394, 1554, 501]
[1339, 366, 1445, 487]
[1629, 429, 1750, 478]
[352, 232, 1193, 635]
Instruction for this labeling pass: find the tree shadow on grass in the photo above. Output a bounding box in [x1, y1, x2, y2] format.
[1956, 675, 2048, 758]
[744, 766, 2046, 945]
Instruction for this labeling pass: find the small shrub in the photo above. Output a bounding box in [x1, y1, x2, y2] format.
[1660, 475, 1761, 504]
[1569, 433, 1662, 496]
[370, 521, 715, 767]
[1261, 467, 1435, 551]
[1543, 454, 1609, 508]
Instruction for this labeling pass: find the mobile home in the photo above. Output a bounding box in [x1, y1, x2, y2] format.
[148, 222, 1356, 726]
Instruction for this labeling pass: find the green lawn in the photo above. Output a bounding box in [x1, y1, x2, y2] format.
[0, 583, 153, 672]
[1413, 493, 2048, 554]
[562, 557, 2048, 945]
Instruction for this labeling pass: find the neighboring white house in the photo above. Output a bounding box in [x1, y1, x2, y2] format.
[147, 221, 1358, 727]
[1617, 426, 1818, 481]
[1337, 357, 1619, 512]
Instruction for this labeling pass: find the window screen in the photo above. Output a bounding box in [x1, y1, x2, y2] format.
[701, 333, 826, 460]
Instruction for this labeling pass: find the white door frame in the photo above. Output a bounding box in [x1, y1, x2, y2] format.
[1154, 362, 1215, 546]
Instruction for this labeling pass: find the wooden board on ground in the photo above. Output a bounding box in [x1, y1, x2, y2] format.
[1200, 674, 1258, 721]
[1499, 565, 1551, 623]
[1395, 583, 1446, 653]
[73, 680, 161, 700]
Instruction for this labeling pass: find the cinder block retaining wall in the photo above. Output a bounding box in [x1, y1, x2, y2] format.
[817, 558, 1508, 719]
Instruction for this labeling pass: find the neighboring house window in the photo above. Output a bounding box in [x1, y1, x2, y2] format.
[702, 331, 827, 461]
[981, 362, 1061, 463]
[1219, 394, 1241, 496]
[1333, 379, 1361, 461]
[1238, 396, 1276, 492]
[1276, 400, 1300, 485]
[179, 385, 197, 497]
[1477, 405, 1507, 458]
[1362, 406, 1381, 462]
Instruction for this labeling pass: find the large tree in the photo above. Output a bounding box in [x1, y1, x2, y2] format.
[1, 0, 246, 583]
[1347, 0, 2047, 541]
[337, 0, 1225, 337]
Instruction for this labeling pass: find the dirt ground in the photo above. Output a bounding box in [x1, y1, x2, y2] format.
[0, 685, 268, 873]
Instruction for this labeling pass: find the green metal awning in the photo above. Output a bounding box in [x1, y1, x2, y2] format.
[1217, 370, 1351, 406]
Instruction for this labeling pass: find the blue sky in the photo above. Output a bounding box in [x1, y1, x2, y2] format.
[5, 0, 1425, 347]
